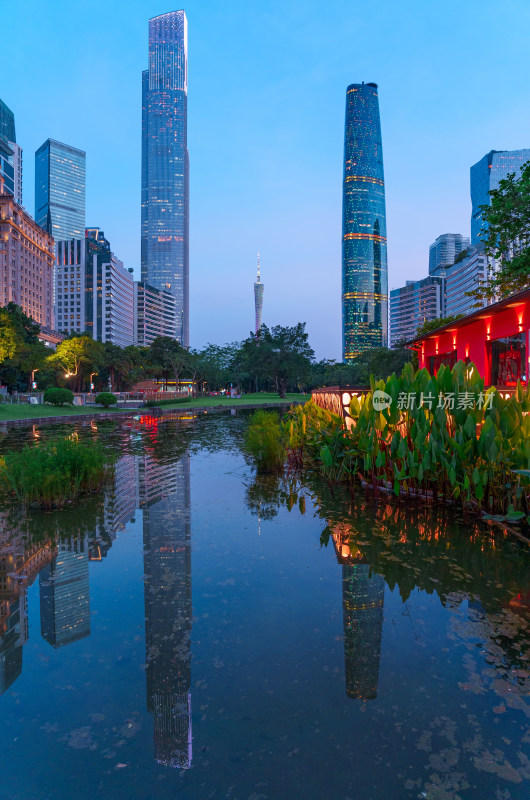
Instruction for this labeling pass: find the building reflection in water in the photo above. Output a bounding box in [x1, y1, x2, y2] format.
[140, 452, 193, 769]
[40, 536, 91, 648]
[332, 526, 385, 700]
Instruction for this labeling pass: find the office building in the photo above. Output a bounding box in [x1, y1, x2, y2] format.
[55, 229, 134, 345]
[39, 536, 90, 648]
[471, 149, 530, 246]
[342, 82, 388, 360]
[134, 281, 177, 346]
[142, 11, 189, 346]
[428, 233, 470, 275]
[389, 275, 444, 347]
[35, 138, 86, 241]
[445, 247, 489, 318]
[0, 99, 22, 205]
[0, 175, 55, 327]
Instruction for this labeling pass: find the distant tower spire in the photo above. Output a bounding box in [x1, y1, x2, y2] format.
[254, 252, 264, 334]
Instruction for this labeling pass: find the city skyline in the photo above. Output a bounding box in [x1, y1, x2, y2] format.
[4, 0, 530, 359]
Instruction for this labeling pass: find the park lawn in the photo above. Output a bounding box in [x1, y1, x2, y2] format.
[149, 393, 310, 409]
[0, 393, 310, 422]
[0, 404, 127, 421]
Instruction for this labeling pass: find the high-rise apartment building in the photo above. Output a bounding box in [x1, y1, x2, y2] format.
[0, 175, 55, 327]
[142, 11, 189, 346]
[134, 281, 177, 346]
[444, 247, 489, 318]
[342, 82, 388, 360]
[471, 149, 530, 246]
[389, 275, 444, 347]
[254, 253, 263, 333]
[35, 139, 86, 241]
[428, 233, 470, 275]
[55, 229, 134, 345]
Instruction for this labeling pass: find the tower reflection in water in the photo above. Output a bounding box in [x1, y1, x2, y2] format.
[140, 452, 192, 769]
[332, 526, 385, 700]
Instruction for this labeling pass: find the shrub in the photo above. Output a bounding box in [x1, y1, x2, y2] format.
[43, 387, 74, 406]
[245, 410, 286, 473]
[0, 436, 112, 509]
[95, 392, 117, 408]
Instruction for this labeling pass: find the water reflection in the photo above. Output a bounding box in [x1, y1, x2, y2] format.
[40, 536, 91, 648]
[141, 453, 193, 769]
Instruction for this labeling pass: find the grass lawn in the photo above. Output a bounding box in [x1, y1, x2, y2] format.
[0, 393, 309, 422]
[151, 392, 310, 410]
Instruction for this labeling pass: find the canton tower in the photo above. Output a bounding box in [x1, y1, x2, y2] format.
[254, 253, 264, 333]
[342, 82, 388, 360]
[141, 10, 189, 347]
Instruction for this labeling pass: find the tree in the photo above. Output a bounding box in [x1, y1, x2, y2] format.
[148, 337, 189, 390]
[0, 304, 48, 390]
[47, 335, 103, 392]
[472, 160, 530, 302]
[415, 314, 463, 337]
[240, 323, 314, 398]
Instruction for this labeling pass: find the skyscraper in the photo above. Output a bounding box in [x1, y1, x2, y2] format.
[428, 233, 470, 275]
[471, 149, 530, 246]
[39, 537, 91, 648]
[254, 253, 263, 333]
[142, 11, 189, 347]
[0, 98, 22, 205]
[342, 82, 388, 360]
[34, 138, 86, 241]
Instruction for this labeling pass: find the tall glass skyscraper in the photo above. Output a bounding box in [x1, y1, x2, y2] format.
[342, 82, 388, 360]
[254, 253, 263, 333]
[470, 149, 530, 246]
[142, 10, 189, 347]
[34, 139, 86, 240]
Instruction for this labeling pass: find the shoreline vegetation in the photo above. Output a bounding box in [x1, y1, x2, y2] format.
[254, 362, 530, 538]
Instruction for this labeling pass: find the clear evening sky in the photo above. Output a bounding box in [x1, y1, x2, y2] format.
[5, 0, 530, 358]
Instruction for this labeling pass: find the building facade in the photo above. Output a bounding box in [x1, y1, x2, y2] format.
[39, 537, 90, 648]
[0, 175, 55, 327]
[444, 247, 489, 318]
[55, 229, 134, 345]
[428, 233, 470, 275]
[142, 11, 189, 346]
[0, 99, 22, 205]
[389, 275, 444, 348]
[35, 139, 86, 241]
[254, 253, 263, 333]
[342, 82, 388, 360]
[134, 281, 177, 346]
[471, 149, 530, 246]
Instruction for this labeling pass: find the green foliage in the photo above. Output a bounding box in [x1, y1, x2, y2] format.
[43, 387, 74, 406]
[415, 315, 463, 337]
[245, 410, 286, 473]
[471, 160, 530, 302]
[239, 323, 314, 398]
[47, 335, 103, 392]
[286, 360, 530, 523]
[95, 392, 117, 408]
[309, 349, 415, 388]
[0, 436, 112, 508]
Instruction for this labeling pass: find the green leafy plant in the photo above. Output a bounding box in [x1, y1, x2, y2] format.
[95, 392, 117, 408]
[245, 410, 286, 473]
[43, 387, 74, 406]
[0, 436, 112, 509]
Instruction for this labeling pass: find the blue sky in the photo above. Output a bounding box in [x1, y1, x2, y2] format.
[5, 0, 530, 358]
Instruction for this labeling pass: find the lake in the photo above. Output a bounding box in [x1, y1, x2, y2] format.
[0, 412, 528, 799]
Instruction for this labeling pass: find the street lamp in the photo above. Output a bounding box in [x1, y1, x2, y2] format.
[90, 372, 98, 392]
[31, 368, 39, 391]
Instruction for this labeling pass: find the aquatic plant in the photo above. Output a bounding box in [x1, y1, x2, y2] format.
[43, 387, 74, 406]
[0, 436, 112, 509]
[245, 410, 286, 473]
[286, 360, 530, 524]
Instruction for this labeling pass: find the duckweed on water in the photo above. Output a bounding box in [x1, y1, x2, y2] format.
[0, 435, 112, 508]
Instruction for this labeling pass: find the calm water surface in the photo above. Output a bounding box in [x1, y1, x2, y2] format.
[0, 414, 528, 800]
